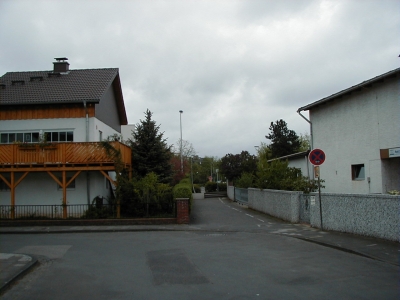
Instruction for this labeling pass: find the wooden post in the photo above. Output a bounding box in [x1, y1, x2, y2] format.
[62, 170, 67, 219]
[11, 172, 15, 219]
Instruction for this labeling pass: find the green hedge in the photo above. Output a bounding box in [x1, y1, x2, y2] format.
[205, 182, 227, 192]
[173, 179, 193, 211]
[193, 184, 201, 193]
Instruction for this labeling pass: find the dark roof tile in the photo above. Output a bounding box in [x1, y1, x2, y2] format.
[0, 68, 119, 105]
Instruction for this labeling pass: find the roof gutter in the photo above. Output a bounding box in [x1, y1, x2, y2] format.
[297, 109, 313, 150]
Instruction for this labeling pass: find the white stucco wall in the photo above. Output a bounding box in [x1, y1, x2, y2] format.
[0, 117, 120, 143]
[0, 117, 119, 206]
[0, 171, 112, 206]
[287, 156, 313, 179]
[121, 124, 135, 142]
[310, 78, 400, 194]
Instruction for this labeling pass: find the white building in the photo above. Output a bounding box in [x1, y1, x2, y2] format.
[0, 58, 132, 214]
[297, 68, 400, 194]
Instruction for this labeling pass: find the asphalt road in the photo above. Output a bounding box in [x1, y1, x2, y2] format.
[0, 198, 398, 300]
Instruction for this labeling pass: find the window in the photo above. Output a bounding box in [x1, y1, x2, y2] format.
[352, 164, 365, 180]
[45, 131, 74, 142]
[0, 179, 10, 191]
[0, 133, 28, 143]
[0, 131, 74, 144]
[57, 177, 76, 190]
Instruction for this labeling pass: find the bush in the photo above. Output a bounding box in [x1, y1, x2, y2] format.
[235, 172, 255, 188]
[205, 181, 217, 192]
[173, 184, 192, 199]
[256, 159, 323, 193]
[173, 179, 193, 211]
[119, 173, 174, 218]
[193, 184, 201, 193]
[205, 181, 227, 192]
[179, 178, 191, 185]
[218, 183, 227, 191]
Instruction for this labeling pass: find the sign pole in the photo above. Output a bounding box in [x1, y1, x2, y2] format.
[309, 149, 326, 231]
[318, 175, 323, 230]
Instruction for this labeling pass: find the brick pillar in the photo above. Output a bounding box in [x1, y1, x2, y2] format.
[176, 198, 190, 224]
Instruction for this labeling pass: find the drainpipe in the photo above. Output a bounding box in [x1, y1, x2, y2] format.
[297, 109, 313, 150]
[83, 101, 90, 205]
[83, 101, 89, 142]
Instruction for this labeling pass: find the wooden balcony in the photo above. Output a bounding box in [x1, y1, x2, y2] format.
[0, 142, 132, 219]
[0, 141, 131, 169]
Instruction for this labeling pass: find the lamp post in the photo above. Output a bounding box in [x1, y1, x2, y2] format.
[179, 110, 183, 174]
[216, 169, 219, 191]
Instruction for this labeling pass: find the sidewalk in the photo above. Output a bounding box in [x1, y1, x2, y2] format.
[1, 198, 398, 294]
[0, 253, 38, 293]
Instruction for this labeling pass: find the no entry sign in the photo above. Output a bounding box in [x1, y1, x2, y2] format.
[309, 149, 326, 166]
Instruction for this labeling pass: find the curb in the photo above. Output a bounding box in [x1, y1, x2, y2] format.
[292, 236, 399, 267]
[0, 255, 38, 294]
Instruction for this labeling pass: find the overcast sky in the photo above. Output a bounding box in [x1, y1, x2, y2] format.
[1, 0, 398, 158]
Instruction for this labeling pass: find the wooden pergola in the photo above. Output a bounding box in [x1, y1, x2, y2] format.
[0, 142, 132, 218]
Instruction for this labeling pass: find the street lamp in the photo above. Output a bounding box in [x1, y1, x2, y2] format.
[216, 169, 219, 191]
[179, 110, 183, 174]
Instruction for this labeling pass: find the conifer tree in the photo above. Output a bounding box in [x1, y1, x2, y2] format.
[265, 119, 301, 158]
[129, 109, 173, 183]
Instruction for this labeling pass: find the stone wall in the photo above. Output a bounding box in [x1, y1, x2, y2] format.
[305, 193, 399, 241]
[246, 189, 399, 242]
[248, 188, 301, 223]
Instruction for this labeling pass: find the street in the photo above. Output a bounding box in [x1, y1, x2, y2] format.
[0, 198, 398, 299]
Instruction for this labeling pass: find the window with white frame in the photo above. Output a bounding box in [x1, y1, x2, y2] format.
[0, 131, 73, 144]
[57, 177, 76, 190]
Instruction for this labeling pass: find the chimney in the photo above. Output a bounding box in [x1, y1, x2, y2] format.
[53, 57, 69, 73]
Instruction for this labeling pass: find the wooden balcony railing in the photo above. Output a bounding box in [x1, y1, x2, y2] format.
[0, 142, 131, 166]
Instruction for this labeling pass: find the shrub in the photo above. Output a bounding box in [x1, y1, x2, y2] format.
[235, 172, 255, 188]
[173, 179, 193, 211]
[256, 159, 323, 193]
[179, 178, 191, 185]
[119, 173, 174, 218]
[218, 183, 227, 191]
[193, 184, 201, 193]
[205, 181, 217, 192]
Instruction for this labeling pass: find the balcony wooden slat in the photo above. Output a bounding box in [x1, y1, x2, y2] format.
[0, 142, 131, 167]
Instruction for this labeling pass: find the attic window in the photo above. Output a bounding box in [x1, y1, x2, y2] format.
[11, 80, 25, 86]
[30, 76, 44, 82]
[48, 72, 61, 78]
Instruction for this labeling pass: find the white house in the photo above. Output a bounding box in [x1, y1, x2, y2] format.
[297, 68, 400, 194]
[0, 58, 132, 214]
[268, 150, 313, 180]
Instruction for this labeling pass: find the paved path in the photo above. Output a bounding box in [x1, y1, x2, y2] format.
[191, 198, 399, 266]
[0, 197, 398, 299]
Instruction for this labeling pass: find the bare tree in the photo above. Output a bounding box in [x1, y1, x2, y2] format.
[173, 139, 197, 159]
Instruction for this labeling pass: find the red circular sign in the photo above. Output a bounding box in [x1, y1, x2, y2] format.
[309, 149, 326, 165]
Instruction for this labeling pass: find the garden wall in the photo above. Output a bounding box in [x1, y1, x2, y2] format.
[248, 188, 301, 223]
[304, 193, 399, 242]
[246, 188, 399, 242]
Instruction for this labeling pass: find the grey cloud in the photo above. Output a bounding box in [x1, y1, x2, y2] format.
[1, 0, 398, 157]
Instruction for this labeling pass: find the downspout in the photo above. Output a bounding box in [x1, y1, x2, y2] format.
[297, 109, 313, 150]
[83, 101, 89, 142]
[298, 109, 313, 181]
[83, 101, 90, 205]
